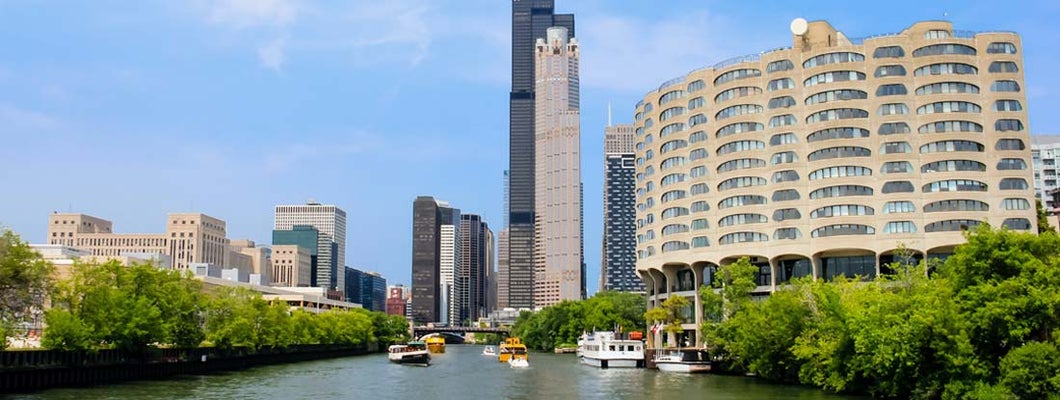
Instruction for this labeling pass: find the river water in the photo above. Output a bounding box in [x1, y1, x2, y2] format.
[8, 345, 861, 400]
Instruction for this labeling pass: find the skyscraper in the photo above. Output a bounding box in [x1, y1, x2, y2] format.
[439, 204, 461, 325]
[410, 196, 460, 325]
[509, 0, 574, 310]
[459, 214, 492, 322]
[602, 123, 643, 293]
[496, 228, 510, 310]
[274, 201, 347, 296]
[533, 26, 582, 308]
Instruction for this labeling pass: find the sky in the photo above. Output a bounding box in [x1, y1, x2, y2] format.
[1, 0, 1058, 292]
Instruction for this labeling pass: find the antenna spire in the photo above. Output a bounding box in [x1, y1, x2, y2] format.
[607, 102, 612, 127]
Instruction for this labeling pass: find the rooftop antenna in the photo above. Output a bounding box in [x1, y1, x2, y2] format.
[607, 102, 612, 127]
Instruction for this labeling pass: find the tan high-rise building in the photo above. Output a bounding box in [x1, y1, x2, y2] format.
[46, 213, 113, 247]
[271, 244, 312, 287]
[229, 239, 273, 284]
[533, 26, 583, 308]
[495, 228, 510, 310]
[634, 20, 1033, 346]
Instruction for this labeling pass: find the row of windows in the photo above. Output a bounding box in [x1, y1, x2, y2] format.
[803, 52, 865, 69]
[715, 86, 761, 103]
[716, 104, 763, 120]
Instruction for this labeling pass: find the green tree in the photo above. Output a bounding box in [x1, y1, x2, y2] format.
[511, 291, 646, 351]
[0, 229, 54, 349]
[1036, 199, 1055, 234]
[998, 341, 1060, 399]
[644, 295, 690, 347]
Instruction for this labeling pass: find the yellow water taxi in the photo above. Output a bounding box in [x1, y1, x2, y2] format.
[426, 335, 446, 354]
[498, 337, 528, 362]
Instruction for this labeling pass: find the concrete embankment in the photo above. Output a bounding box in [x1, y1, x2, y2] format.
[0, 344, 377, 393]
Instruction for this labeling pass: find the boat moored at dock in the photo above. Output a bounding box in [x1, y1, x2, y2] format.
[653, 349, 712, 373]
[577, 331, 645, 369]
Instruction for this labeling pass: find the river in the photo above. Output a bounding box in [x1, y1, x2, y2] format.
[8, 345, 862, 399]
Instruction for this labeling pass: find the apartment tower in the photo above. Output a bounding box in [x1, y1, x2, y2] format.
[602, 123, 643, 292]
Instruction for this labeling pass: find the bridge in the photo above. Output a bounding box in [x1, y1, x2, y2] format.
[413, 326, 511, 339]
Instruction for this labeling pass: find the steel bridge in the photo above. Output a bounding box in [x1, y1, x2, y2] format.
[412, 326, 511, 338]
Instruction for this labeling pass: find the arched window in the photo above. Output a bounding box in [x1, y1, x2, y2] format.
[716, 122, 764, 138]
[772, 189, 800, 202]
[986, 42, 1017, 54]
[715, 86, 762, 103]
[881, 181, 915, 193]
[914, 63, 977, 76]
[809, 185, 873, 199]
[717, 158, 766, 173]
[988, 61, 1019, 73]
[925, 219, 982, 233]
[719, 232, 769, 245]
[812, 224, 875, 238]
[997, 158, 1027, 170]
[803, 52, 865, 68]
[767, 78, 796, 91]
[918, 120, 983, 134]
[717, 176, 767, 191]
[810, 204, 874, 218]
[714, 68, 762, 85]
[876, 84, 908, 96]
[924, 199, 989, 213]
[921, 160, 986, 173]
[1003, 218, 1032, 230]
[806, 108, 869, 124]
[999, 178, 1028, 190]
[719, 195, 767, 209]
[766, 59, 794, 73]
[719, 213, 768, 227]
[808, 146, 871, 161]
[874, 65, 906, 77]
[912, 43, 976, 57]
[922, 179, 988, 193]
[873, 46, 905, 58]
[879, 122, 911, 135]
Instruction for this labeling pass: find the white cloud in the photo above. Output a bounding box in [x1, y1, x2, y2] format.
[342, 1, 432, 67]
[257, 36, 287, 70]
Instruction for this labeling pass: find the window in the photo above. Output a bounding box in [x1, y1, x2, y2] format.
[688, 114, 708, 127]
[661, 190, 687, 203]
[687, 80, 706, 92]
[767, 59, 794, 73]
[660, 173, 687, 186]
[691, 219, 710, 230]
[716, 122, 764, 138]
[803, 52, 865, 68]
[918, 120, 983, 134]
[719, 232, 769, 245]
[770, 151, 798, 165]
[689, 148, 708, 161]
[770, 133, 797, 146]
[919, 140, 984, 153]
[660, 107, 686, 122]
[924, 199, 989, 213]
[914, 63, 977, 76]
[812, 224, 875, 237]
[884, 221, 917, 234]
[772, 170, 800, 183]
[873, 46, 905, 58]
[922, 179, 988, 192]
[715, 86, 762, 103]
[989, 61, 1019, 73]
[997, 158, 1027, 170]
[918, 101, 982, 115]
[645, 149, 654, 160]
[995, 120, 1025, 132]
[691, 236, 710, 248]
[716, 104, 763, 120]
[688, 97, 705, 110]
[994, 100, 1022, 112]
[811, 204, 874, 218]
[767, 78, 796, 91]
[773, 208, 801, 221]
[924, 29, 951, 39]
[661, 241, 690, 252]
[995, 138, 1025, 150]
[916, 82, 979, 95]
[771, 112, 797, 126]
[1003, 198, 1030, 210]
[874, 65, 906, 77]
[913, 43, 976, 57]
[660, 156, 687, 170]
[768, 96, 796, 109]
[881, 161, 913, 174]
[719, 213, 768, 227]
[879, 122, 911, 135]
[809, 165, 872, 180]
[809, 185, 873, 199]
[717, 158, 765, 173]
[808, 146, 871, 161]
[714, 68, 762, 85]
[662, 224, 690, 235]
[690, 200, 710, 213]
[659, 90, 685, 104]
[878, 103, 909, 116]
[805, 89, 868, 105]
[807, 127, 870, 142]
[660, 123, 687, 137]
[1003, 218, 1032, 230]
[991, 80, 1021, 92]
[925, 219, 982, 232]
[883, 201, 916, 213]
[876, 84, 908, 96]
[772, 189, 800, 202]
[717, 140, 765, 155]
[882, 181, 915, 193]
[999, 178, 1028, 190]
[662, 207, 690, 219]
[690, 183, 709, 196]
[774, 228, 802, 240]
[719, 195, 767, 209]
[921, 160, 986, 173]
[658, 140, 689, 155]
[690, 166, 708, 178]
[987, 42, 1017, 54]
[718, 176, 767, 191]
[804, 71, 866, 87]
[689, 131, 708, 143]
[806, 108, 868, 123]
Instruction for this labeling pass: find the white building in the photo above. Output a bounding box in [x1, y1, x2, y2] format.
[274, 201, 347, 295]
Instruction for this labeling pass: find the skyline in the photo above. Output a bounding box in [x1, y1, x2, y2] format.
[3, 1, 1059, 290]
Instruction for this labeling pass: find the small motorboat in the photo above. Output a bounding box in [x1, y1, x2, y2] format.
[654, 349, 711, 373]
[508, 357, 529, 368]
[482, 346, 497, 356]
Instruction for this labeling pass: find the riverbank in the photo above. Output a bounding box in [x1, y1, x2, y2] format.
[0, 344, 378, 393]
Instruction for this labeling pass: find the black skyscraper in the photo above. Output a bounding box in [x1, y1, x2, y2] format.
[411, 196, 441, 324]
[604, 153, 643, 292]
[509, 0, 574, 309]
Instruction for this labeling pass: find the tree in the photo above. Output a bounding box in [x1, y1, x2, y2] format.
[1036, 199, 1055, 234]
[645, 295, 690, 347]
[998, 341, 1060, 399]
[0, 229, 54, 349]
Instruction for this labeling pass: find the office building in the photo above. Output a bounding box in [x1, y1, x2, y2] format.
[603, 123, 643, 292]
[386, 285, 409, 317]
[411, 196, 453, 324]
[271, 244, 312, 287]
[533, 26, 583, 307]
[634, 20, 1033, 346]
[508, 0, 574, 310]
[438, 204, 461, 324]
[274, 201, 346, 296]
[1030, 136, 1060, 226]
[459, 214, 492, 322]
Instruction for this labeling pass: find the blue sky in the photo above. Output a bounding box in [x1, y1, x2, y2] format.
[1, 0, 1058, 291]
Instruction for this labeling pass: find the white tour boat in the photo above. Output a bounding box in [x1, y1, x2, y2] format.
[653, 349, 712, 373]
[576, 331, 645, 369]
[508, 357, 530, 368]
[387, 341, 431, 366]
[482, 345, 497, 356]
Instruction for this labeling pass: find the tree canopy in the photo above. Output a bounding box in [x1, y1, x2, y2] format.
[0, 230, 54, 350]
[511, 291, 646, 352]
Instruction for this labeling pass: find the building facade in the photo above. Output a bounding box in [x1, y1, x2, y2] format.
[602, 123, 644, 292]
[533, 26, 583, 308]
[1030, 136, 1060, 220]
[459, 214, 492, 322]
[274, 202, 347, 296]
[634, 20, 1034, 346]
[438, 204, 460, 324]
[495, 228, 510, 310]
[386, 285, 409, 317]
[271, 244, 312, 287]
[411, 196, 445, 324]
[508, 0, 574, 310]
